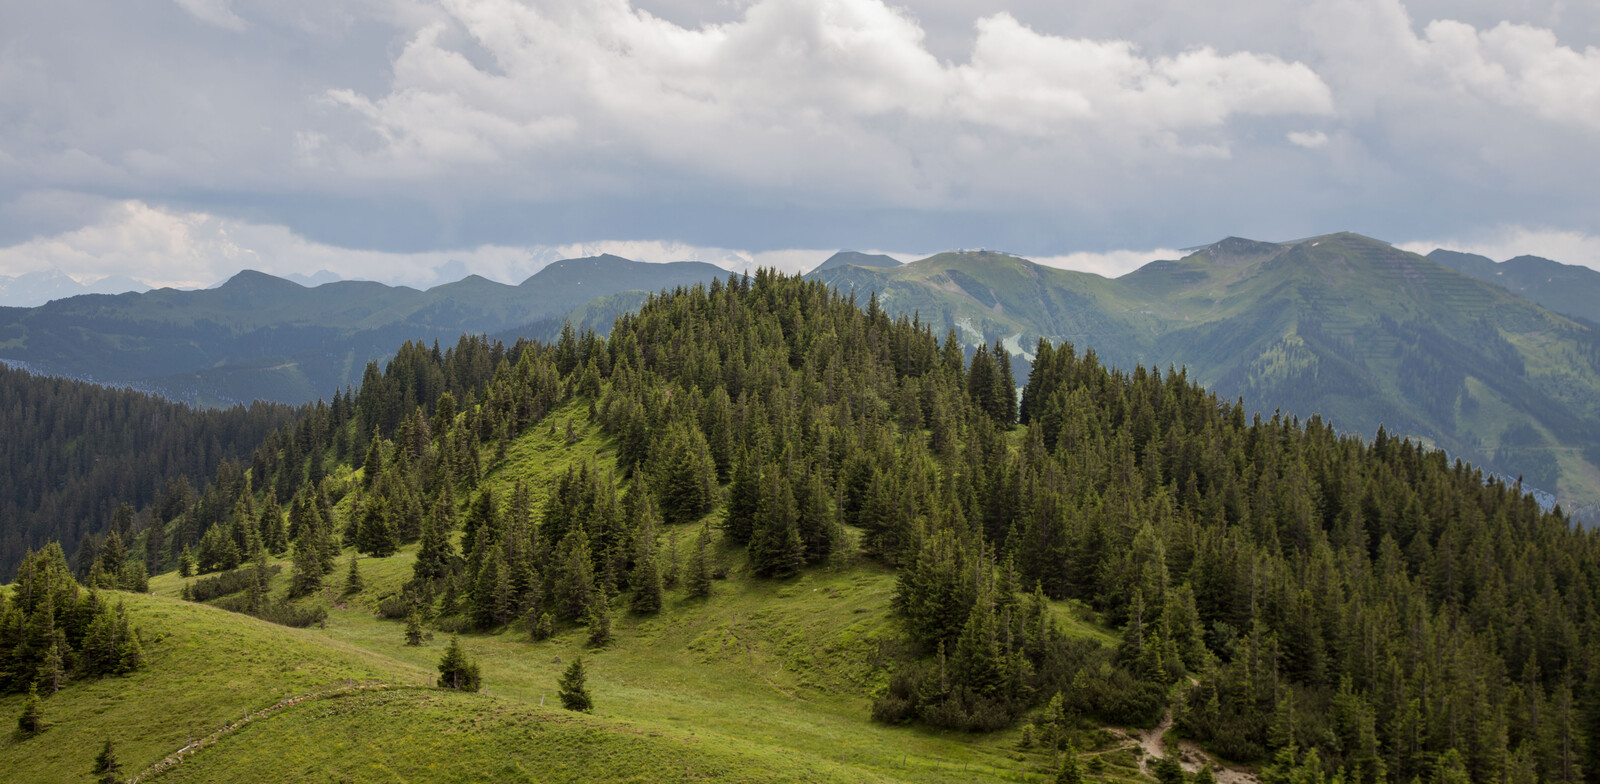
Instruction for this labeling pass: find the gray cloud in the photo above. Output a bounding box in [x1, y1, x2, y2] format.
[0, 0, 1597, 277]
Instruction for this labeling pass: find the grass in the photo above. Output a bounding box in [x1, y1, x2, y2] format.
[2, 403, 1108, 783]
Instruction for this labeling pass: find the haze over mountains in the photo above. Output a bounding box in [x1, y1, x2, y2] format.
[0, 269, 152, 307]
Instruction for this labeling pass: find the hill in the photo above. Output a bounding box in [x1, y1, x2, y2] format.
[0, 256, 727, 407]
[1428, 248, 1600, 325]
[813, 251, 903, 272]
[45, 269, 1595, 784]
[811, 234, 1600, 508]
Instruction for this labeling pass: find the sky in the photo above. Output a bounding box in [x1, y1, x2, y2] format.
[1, 0, 1598, 289]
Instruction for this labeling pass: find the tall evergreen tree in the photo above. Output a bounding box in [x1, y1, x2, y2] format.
[436, 636, 482, 692]
[559, 657, 592, 712]
[91, 739, 122, 784]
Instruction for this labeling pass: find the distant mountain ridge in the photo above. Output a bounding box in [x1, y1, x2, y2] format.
[812, 251, 901, 272]
[1427, 248, 1600, 324]
[809, 234, 1600, 508]
[0, 268, 151, 307]
[0, 255, 726, 408]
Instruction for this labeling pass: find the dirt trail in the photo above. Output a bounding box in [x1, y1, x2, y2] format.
[129, 680, 409, 783]
[1133, 707, 1256, 784]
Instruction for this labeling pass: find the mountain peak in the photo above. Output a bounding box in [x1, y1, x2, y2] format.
[814, 251, 901, 272]
[216, 269, 303, 291]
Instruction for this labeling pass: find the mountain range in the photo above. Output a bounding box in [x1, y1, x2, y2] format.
[0, 255, 726, 408]
[1427, 249, 1600, 325]
[5, 238, 1599, 511]
[0, 268, 151, 307]
[809, 234, 1600, 511]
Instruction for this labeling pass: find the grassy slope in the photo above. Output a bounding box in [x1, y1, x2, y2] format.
[2, 401, 1134, 783]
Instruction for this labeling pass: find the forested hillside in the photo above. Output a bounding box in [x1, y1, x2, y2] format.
[0, 255, 726, 407]
[113, 271, 1600, 783]
[810, 234, 1600, 510]
[0, 365, 299, 581]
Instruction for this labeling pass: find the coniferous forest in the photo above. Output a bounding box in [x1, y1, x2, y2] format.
[0, 366, 300, 581]
[7, 271, 1600, 783]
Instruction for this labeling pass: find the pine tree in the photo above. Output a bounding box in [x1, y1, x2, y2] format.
[723, 456, 761, 545]
[436, 636, 482, 692]
[529, 611, 554, 641]
[1153, 752, 1186, 784]
[344, 554, 363, 596]
[412, 495, 456, 584]
[357, 494, 398, 557]
[177, 544, 194, 578]
[552, 529, 597, 622]
[631, 545, 662, 614]
[685, 525, 712, 598]
[404, 613, 424, 646]
[289, 530, 324, 597]
[1055, 741, 1084, 784]
[559, 657, 592, 712]
[91, 738, 122, 784]
[586, 595, 612, 648]
[17, 683, 42, 735]
[748, 466, 802, 578]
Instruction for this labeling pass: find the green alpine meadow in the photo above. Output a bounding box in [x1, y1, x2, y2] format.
[4, 271, 1597, 783]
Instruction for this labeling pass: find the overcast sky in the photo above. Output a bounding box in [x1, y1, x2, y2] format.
[2, 0, 1598, 288]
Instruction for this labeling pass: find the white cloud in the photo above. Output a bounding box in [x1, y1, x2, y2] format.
[1398, 226, 1600, 271]
[1287, 130, 1329, 147]
[0, 200, 833, 288]
[171, 0, 247, 31]
[318, 0, 1335, 193]
[1028, 248, 1185, 278]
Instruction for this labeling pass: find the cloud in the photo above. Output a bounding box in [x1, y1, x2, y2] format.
[171, 0, 247, 31]
[316, 0, 1334, 198]
[1027, 248, 1186, 278]
[0, 200, 835, 288]
[1287, 130, 1329, 147]
[2, 0, 1599, 259]
[1397, 226, 1600, 271]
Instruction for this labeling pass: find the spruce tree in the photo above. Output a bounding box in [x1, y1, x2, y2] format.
[529, 611, 554, 641]
[404, 613, 424, 646]
[1055, 741, 1084, 784]
[91, 738, 122, 784]
[631, 546, 662, 614]
[436, 636, 482, 692]
[412, 496, 455, 584]
[344, 554, 363, 596]
[357, 494, 398, 557]
[178, 544, 194, 578]
[289, 531, 324, 597]
[1152, 752, 1186, 784]
[685, 526, 712, 598]
[17, 683, 42, 735]
[723, 456, 761, 545]
[586, 595, 612, 648]
[748, 468, 803, 578]
[559, 657, 592, 712]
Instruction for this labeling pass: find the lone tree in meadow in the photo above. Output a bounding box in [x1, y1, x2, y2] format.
[92, 739, 123, 784]
[344, 554, 363, 595]
[17, 683, 42, 735]
[404, 613, 424, 646]
[559, 657, 592, 712]
[436, 636, 482, 692]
